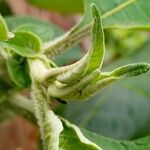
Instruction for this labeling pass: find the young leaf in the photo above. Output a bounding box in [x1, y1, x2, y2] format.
[29, 56, 89, 83]
[0, 30, 42, 57]
[56, 54, 90, 84]
[111, 62, 150, 78]
[79, 62, 150, 100]
[0, 14, 14, 41]
[55, 4, 104, 84]
[87, 3, 105, 73]
[60, 118, 102, 150]
[48, 61, 150, 101]
[7, 55, 31, 88]
[48, 69, 100, 99]
[80, 76, 118, 100]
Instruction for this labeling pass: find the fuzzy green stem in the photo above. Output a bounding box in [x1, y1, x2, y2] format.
[4, 93, 36, 123]
[43, 23, 92, 58]
[31, 82, 63, 150]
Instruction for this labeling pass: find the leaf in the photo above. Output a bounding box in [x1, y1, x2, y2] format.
[60, 118, 102, 150]
[84, 0, 150, 29]
[5, 16, 61, 41]
[28, 0, 83, 14]
[77, 61, 150, 100]
[5, 16, 84, 65]
[15, 24, 55, 43]
[44, 110, 63, 150]
[82, 129, 150, 150]
[48, 69, 101, 100]
[7, 55, 31, 88]
[87, 4, 105, 73]
[111, 62, 150, 78]
[56, 41, 150, 140]
[0, 14, 13, 41]
[45, 0, 150, 57]
[55, 4, 104, 84]
[0, 30, 42, 57]
[56, 54, 90, 84]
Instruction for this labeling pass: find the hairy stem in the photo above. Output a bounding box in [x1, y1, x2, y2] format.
[32, 82, 63, 150]
[43, 23, 92, 57]
[2, 93, 36, 124]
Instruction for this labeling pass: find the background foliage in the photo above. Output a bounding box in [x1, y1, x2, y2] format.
[0, 0, 150, 150]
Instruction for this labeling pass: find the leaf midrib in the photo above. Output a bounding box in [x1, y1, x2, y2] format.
[102, 0, 137, 19]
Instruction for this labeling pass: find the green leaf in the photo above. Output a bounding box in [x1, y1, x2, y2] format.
[15, 24, 55, 43]
[82, 129, 150, 150]
[84, 0, 150, 29]
[7, 55, 31, 88]
[5, 16, 61, 41]
[57, 41, 150, 140]
[56, 54, 90, 84]
[60, 118, 102, 150]
[111, 62, 150, 78]
[28, 0, 83, 14]
[87, 4, 105, 73]
[45, 0, 150, 56]
[53, 4, 104, 84]
[48, 69, 101, 100]
[0, 14, 13, 41]
[76, 61, 150, 99]
[5, 16, 84, 64]
[44, 110, 63, 150]
[0, 30, 42, 57]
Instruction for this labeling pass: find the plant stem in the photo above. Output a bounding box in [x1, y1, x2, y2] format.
[31, 82, 63, 150]
[4, 93, 36, 124]
[43, 22, 92, 58]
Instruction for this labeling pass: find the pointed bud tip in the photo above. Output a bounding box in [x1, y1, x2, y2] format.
[112, 62, 150, 78]
[140, 62, 150, 73]
[90, 3, 96, 9]
[90, 3, 100, 18]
